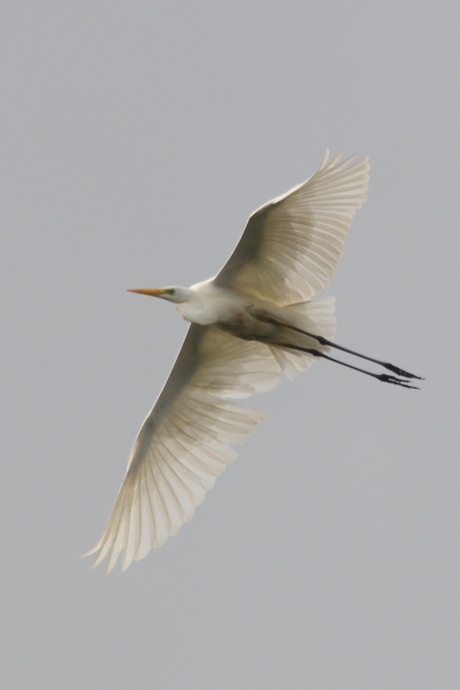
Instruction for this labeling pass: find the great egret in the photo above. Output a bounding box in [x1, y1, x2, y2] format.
[86, 151, 421, 573]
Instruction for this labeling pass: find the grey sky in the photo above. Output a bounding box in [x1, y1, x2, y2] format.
[2, 2, 459, 688]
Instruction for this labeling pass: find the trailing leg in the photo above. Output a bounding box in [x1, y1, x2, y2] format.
[269, 341, 420, 389]
[251, 309, 422, 381]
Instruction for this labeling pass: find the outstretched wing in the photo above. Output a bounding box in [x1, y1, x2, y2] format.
[214, 151, 369, 305]
[86, 323, 287, 573]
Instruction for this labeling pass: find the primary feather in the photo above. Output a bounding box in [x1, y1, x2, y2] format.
[216, 151, 369, 304]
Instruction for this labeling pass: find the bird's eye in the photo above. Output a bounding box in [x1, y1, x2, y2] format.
[165, 288, 175, 295]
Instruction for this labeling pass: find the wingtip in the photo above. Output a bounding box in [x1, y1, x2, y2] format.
[320, 150, 370, 174]
[80, 543, 100, 559]
[319, 149, 331, 170]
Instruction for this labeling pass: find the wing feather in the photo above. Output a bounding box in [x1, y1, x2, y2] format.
[86, 324, 288, 573]
[214, 151, 369, 305]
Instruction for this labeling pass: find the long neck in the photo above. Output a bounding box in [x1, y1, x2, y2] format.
[175, 289, 205, 324]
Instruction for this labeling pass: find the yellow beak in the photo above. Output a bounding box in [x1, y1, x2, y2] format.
[128, 288, 165, 297]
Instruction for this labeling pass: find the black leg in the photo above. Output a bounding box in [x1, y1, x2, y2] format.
[270, 341, 420, 389]
[254, 312, 423, 381]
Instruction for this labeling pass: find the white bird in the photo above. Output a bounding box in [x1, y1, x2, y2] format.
[86, 151, 420, 573]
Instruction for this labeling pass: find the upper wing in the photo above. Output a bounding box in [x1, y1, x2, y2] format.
[86, 323, 286, 573]
[214, 151, 369, 305]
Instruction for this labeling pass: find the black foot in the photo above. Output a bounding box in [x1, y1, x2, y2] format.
[384, 363, 423, 380]
[378, 374, 420, 389]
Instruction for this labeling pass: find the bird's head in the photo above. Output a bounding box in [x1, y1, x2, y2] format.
[128, 286, 192, 304]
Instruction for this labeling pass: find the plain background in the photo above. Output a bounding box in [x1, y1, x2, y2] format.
[2, 2, 459, 688]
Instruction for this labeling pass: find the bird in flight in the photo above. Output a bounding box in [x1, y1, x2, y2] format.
[85, 151, 421, 573]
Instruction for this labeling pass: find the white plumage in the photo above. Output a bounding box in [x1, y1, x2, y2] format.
[86, 151, 374, 573]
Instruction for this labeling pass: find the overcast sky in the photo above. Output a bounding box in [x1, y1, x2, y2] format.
[2, 2, 459, 688]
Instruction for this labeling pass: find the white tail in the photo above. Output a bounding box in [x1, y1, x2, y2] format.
[268, 296, 336, 379]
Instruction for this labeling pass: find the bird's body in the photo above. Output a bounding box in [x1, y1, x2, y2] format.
[86, 151, 420, 573]
[175, 280, 314, 345]
[177, 280, 258, 328]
